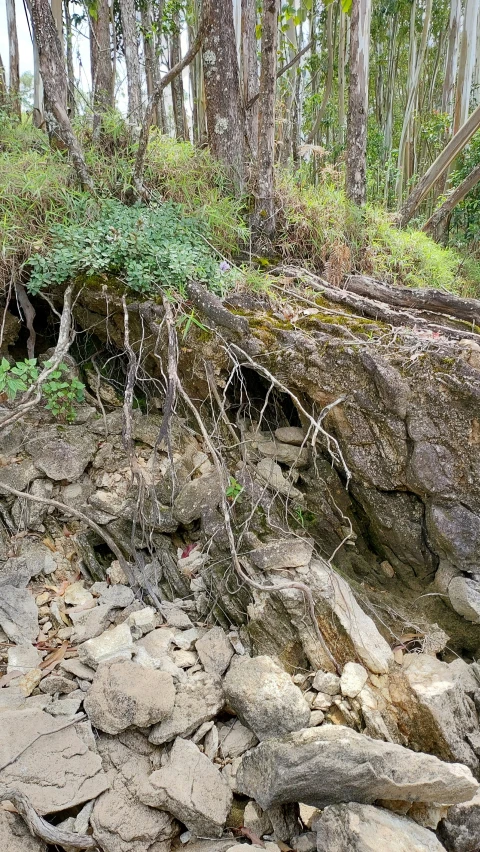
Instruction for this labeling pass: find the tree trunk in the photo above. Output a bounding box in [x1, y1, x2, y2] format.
[453, 0, 480, 132]
[141, 0, 158, 127]
[31, 19, 44, 128]
[398, 100, 480, 227]
[441, 0, 461, 117]
[241, 0, 259, 156]
[254, 0, 280, 234]
[423, 160, 480, 238]
[345, 0, 372, 206]
[90, 0, 114, 126]
[119, 0, 142, 125]
[6, 0, 21, 119]
[338, 7, 347, 145]
[64, 0, 75, 117]
[306, 3, 334, 145]
[171, 14, 187, 140]
[0, 53, 7, 109]
[29, 0, 93, 190]
[202, 0, 245, 193]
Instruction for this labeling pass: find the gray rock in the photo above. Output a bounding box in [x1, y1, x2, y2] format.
[60, 658, 95, 680]
[11, 477, 54, 530]
[29, 427, 96, 481]
[340, 662, 368, 698]
[0, 811, 47, 852]
[437, 790, 480, 852]
[149, 671, 224, 745]
[84, 659, 175, 734]
[7, 644, 42, 674]
[78, 622, 134, 668]
[223, 655, 310, 740]
[257, 440, 309, 468]
[139, 737, 232, 837]
[173, 474, 220, 523]
[0, 585, 38, 644]
[0, 459, 38, 494]
[39, 674, 77, 695]
[48, 695, 84, 716]
[99, 584, 135, 609]
[249, 538, 314, 571]
[316, 803, 447, 852]
[274, 426, 308, 446]
[312, 671, 340, 695]
[256, 458, 303, 500]
[160, 603, 193, 629]
[448, 576, 480, 623]
[218, 718, 259, 758]
[237, 725, 478, 810]
[0, 709, 109, 813]
[195, 627, 234, 676]
[91, 785, 176, 852]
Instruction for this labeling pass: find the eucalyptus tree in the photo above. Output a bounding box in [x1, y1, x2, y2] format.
[6, 0, 21, 118]
[346, 0, 372, 205]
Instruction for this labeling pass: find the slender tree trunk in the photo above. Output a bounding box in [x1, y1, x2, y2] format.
[141, 0, 158, 127]
[398, 100, 480, 226]
[254, 0, 280, 234]
[6, 0, 21, 118]
[171, 14, 187, 140]
[90, 0, 114, 127]
[423, 160, 480, 237]
[338, 7, 347, 145]
[306, 4, 334, 145]
[119, 0, 142, 125]
[279, 11, 298, 164]
[31, 19, 44, 128]
[29, 0, 93, 190]
[242, 0, 259, 156]
[442, 0, 461, 117]
[202, 0, 245, 193]
[0, 54, 7, 109]
[454, 0, 480, 132]
[64, 0, 75, 117]
[345, 0, 372, 206]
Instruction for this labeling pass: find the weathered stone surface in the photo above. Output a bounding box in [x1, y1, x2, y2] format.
[39, 674, 77, 695]
[0, 459, 38, 494]
[249, 538, 314, 571]
[0, 585, 38, 644]
[195, 627, 234, 676]
[64, 580, 94, 607]
[149, 671, 224, 745]
[91, 785, 176, 852]
[223, 655, 311, 740]
[139, 737, 232, 837]
[0, 811, 47, 852]
[237, 726, 478, 810]
[448, 577, 480, 624]
[437, 790, 480, 852]
[0, 709, 109, 813]
[173, 474, 220, 523]
[312, 671, 340, 695]
[256, 459, 303, 500]
[84, 659, 175, 734]
[275, 426, 307, 446]
[11, 478, 53, 529]
[78, 622, 134, 668]
[29, 427, 96, 481]
[218, 718, 259, 758]
[315, 803, 447, 852]
[403, 654, 479, 772]
[257, 440, 309, 467]
[7, 643, 42, 674]
[340, 662, 368, 698]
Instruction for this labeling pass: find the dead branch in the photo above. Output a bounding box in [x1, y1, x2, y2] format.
[0, 285, 74, 431]
[14, 283, 36, 359]
[246, 39, 314, 110]
[0, 789, 96, 849]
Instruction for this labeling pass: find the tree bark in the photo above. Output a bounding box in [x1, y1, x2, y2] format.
[29, 0, 94, 190]
[202, 0, 245, 193]
[119, 0, 142, 125]
[141, 0, 158, 127]
[398, 100, 480, 227]
[241, 0, 259, 156]
[338, 7, 347, 145]
[453, 0, 480, 132]
[90, 0, 114, 125]
[345, 0, 372, 206]
[423, 160, 480, 238]
[441, 0, 461, 118]
[171, 14, 187, 140]
[0, 54, 6, 108]
[64, 0, 75, 117]
[306, 3, 334, 145]
[6, 0, 21, 118]
[254, 0, 280, 234]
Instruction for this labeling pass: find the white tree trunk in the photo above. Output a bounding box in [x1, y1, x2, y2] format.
[345, 0, 372, 206]
[442, 0, 461, 117]
[6, 0, 21, 118]
[454, 0, 480, 131]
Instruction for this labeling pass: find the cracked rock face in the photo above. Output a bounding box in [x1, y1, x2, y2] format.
[315, 803, 447, 852]
[84, 658, 176, 735]
[148, 671, 224, 745]
[91, 785, 177, 852]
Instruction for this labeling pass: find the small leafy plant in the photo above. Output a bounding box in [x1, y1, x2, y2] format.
[0, 358, 85, 421]
[226, 476, 244, 502]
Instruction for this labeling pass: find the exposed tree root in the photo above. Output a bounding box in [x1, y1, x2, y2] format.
[0, 789, 96, 849]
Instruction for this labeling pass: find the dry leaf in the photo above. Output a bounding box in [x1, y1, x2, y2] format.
[237, 827, 265, 847]
[42, 536, 57, 553]
[68, 599, 96, 615]
[39, 640, 68, 671]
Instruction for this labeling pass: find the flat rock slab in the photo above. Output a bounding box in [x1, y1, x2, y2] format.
[316, 803, 447, 852]
[249, 538, 314, 571]
[0, 810, 47, 852]
[149, 671, 224, 745]
[223, 655, 310, 741]
[195, 627, 233, 676]
[0, 709, 109, 814]
[91, 785, 176, 852]
[84, 659, 175, 734]
[0, 585, 38, 644]
[29, 428, 95, 481]
[139, 737, 232, 837]
[78, 622, 134, 668]
[236, 725, 478, 810]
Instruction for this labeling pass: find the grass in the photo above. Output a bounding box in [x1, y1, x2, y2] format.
[1, 112, 479, 300]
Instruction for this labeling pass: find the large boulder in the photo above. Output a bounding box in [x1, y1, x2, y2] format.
[315, 803, 447, 852]
[236, 725, 478, 810]
[223, 655, 311, 740]
[84, 659, 175, 735]
[139, 737, 232, 837]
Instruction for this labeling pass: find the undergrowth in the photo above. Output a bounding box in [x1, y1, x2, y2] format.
[1, 112, 479, 300]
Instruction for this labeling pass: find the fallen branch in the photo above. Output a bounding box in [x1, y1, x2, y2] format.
[0, 789, 96, 849]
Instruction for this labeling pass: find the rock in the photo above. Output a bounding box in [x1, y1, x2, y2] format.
[60, 658, 95, 680]
[172, 649, 197, 668]
[437, 790, 480, 852]
[312, 671, 340, 695]
[256, 459, 303, 501]
[315, 803, 447, 852]
[160, 603, 193, 628]
[218, 718, 259, 758]
[0, 811, 47, 852]
[39, 674, 76, 694]
[127, 607, 156, 637]
[292, 833, 316, 852]
[0, 459, 38, 494]
[223, 655, 311, 741]
[11, 478, 53, 529]
[107, 560, 129, 585]
[69, 602, 115, 644]
[149, 671, 224, 745]
[0, 585, 38, 644]
[236, 725, 478, 810]
[91, 785, 176, 852]
[7, 644, 42, 674]
[84, 659, 175, 734]
[249, 538, 314, 571]
[173, 627, 200, 650]
[78, 622, 134, 668]
[448, 576, 480, 623]
[403, 654, 479, 772]
[139, 737, 232, 837]
[173, 474, 220, 524]
[30, 427, 95, 481]
[257, 440, 309, 468]
[134, 627, 175, 663]
[309, 710, 325, 726]
[100, 584, 135, 609]
[64, 580, 94, 607]
[340, 662, 369, 698]
[244, 799, 273, 838]
[195, 627, 234, 676]
[0, 709, 109, 813]
[48, 695, 84, 716]
[274, 426, 307, 446]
